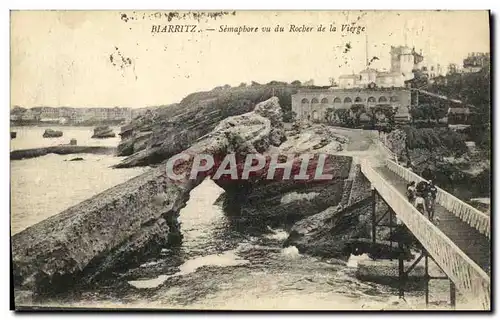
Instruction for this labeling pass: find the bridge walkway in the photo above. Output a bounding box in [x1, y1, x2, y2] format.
[375, 166, 491, 275]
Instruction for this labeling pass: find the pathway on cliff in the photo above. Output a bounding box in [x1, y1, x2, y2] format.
[328, 127, 387, 166]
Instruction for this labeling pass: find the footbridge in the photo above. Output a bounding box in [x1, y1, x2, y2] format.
[359, 158, 491, 310]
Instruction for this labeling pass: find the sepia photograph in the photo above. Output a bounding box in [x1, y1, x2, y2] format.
[9, 10, 491, 311]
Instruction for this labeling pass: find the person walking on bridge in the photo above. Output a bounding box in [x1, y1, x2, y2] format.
[415, 180, 428, 215]
[426, 180, 438, 221]
[406, 181, 416, 203]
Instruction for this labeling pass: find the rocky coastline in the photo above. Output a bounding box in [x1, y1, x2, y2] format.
[12, 96, 407, 301]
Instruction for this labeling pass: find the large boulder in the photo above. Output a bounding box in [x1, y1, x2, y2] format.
[42, 129, 63, 138]
[91, 126, 116, 139]
[283, 198, 372, 260]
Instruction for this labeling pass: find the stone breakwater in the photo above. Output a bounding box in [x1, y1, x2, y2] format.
[10, 146, 116, 160]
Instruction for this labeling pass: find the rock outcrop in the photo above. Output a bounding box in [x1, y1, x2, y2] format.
[217, 155, 352, 226]
[284, 193, 416, 261]
[11, 97, 288, 297]
[116, 131, 152, 157]
[42, 129, 63, 138]
[11, 166, 192, 295]
[114, 84, 299, 168]
[283, 198, 373, 260]
[213, 121, 352, 227]
[91, 126, 116, 139]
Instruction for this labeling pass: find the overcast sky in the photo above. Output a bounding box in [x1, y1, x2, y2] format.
[11, 10, 490, 108]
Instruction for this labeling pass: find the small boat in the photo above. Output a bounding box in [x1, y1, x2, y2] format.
[43, 129, 63, 138]
[10, 132, 16, 139]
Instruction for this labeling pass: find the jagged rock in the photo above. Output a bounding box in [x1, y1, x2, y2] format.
[91, 126, 116, 139]
[114, 83, 301, 168]
[253, 97, 287, 146]
[42, 129, 63, 138]
[114, 102, 253, 168]
[284, 195, 416, 261]
[117, 131, 152, 156]
[284, 198, 373, 260]
[115, 97, 285, 168]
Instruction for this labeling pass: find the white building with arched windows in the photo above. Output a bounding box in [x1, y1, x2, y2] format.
[291, 88, 411, 124]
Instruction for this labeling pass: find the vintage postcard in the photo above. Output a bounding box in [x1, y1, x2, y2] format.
[10, 10, 491, 311]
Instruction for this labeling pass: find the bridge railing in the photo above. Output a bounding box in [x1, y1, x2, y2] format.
[385, 159, 490, 239]
[360, 159, 491, 310]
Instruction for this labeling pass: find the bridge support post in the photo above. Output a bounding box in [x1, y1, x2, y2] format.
[398, 239, 405, 299]
[450, 282, 456, 309]
[425, 251, 429, 307]
[371, 188, 377, 244]
[389, 208, 393, 257]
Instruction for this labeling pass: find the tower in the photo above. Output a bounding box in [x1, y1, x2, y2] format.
[390, 45, 415, 80]
[365, 33, 369, 67]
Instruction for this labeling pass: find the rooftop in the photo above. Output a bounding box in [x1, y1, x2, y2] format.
[448, 107, 470, 114]
[295, 87, 409, 94]
[339, 74, 359, 79]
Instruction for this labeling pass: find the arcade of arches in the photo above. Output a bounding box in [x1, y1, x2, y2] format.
[292, 89, 411, 123]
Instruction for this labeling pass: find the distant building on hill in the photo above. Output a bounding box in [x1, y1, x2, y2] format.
[463, 52, 490, 71]
[292, 87, 411, 123]
[292, 44, 417, 124]
[338, 45, 423, 90]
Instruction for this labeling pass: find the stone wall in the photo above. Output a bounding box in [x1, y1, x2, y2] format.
[347, 163, 373, 206]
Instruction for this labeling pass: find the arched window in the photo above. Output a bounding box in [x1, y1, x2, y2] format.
[333, 97, 342, 104]
[301, 98, 309, 104]
[355, 97, 362, 103]
[378, 96, 388, 103]
[368, 97, 376, 103]
[312, 110, 319, 120]
[321, 98, 328, 104]
[344, 97, 352, 103]
[311, 98, 319, 104]
[390, 96, 399, 102]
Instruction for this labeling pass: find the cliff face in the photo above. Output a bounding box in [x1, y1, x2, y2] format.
[115, 85, 297, 168]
